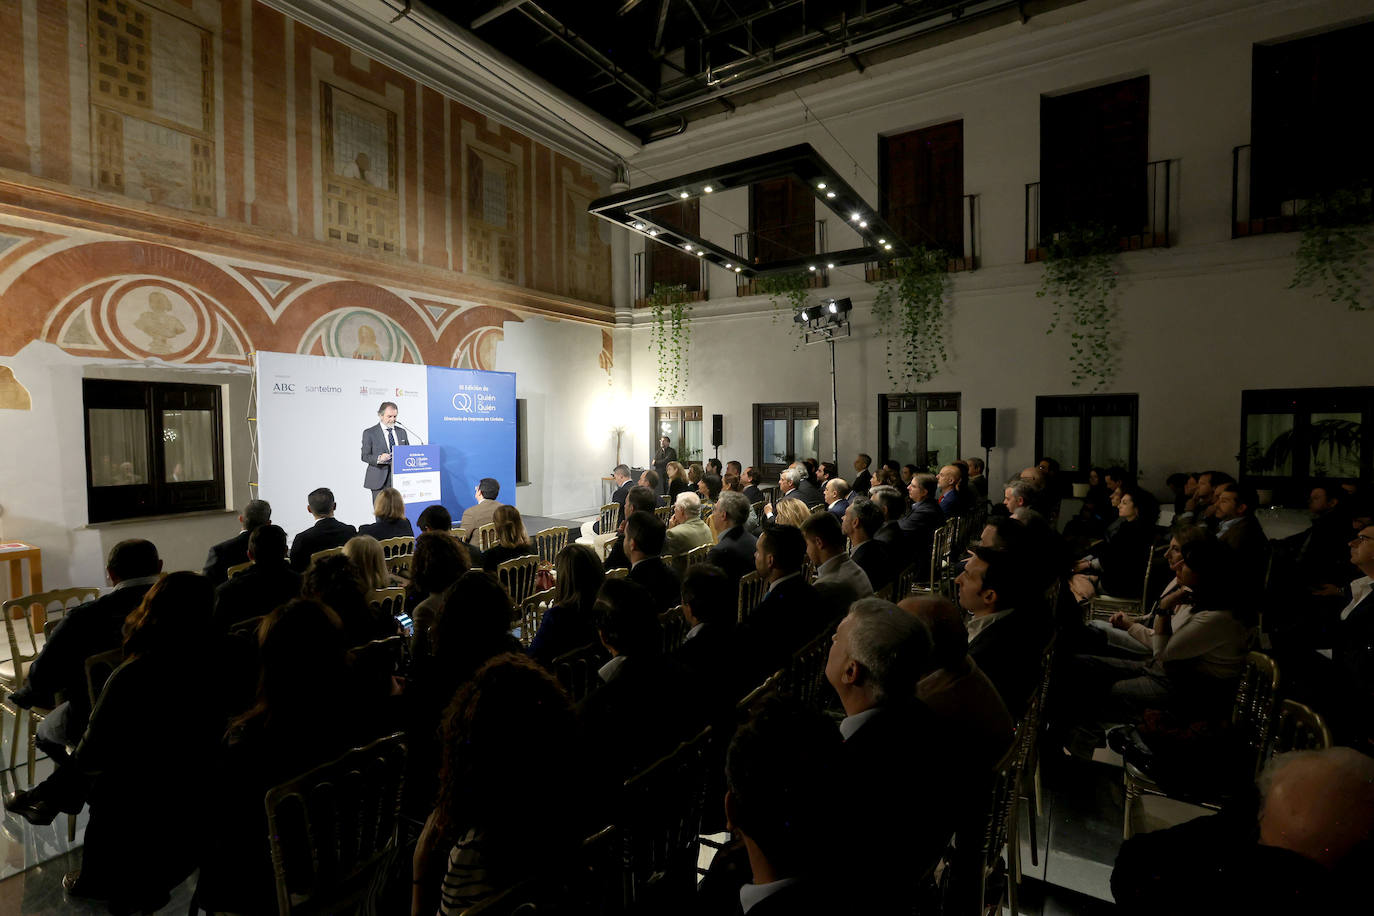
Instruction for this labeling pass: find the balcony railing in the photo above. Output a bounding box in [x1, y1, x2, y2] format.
[632, 249, 710, 308]
[1232, 144, 1374, 238]
[864, 195, 979, 280]
[733, 219, 828, 296]
[1025, 159, 1175, 262]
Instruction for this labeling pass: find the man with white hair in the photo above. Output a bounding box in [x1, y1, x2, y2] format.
[826, 597, 969, 910]
[763, 465, 805, 521]
[664, 490, 713, 556]
[791, 461, 825, 508]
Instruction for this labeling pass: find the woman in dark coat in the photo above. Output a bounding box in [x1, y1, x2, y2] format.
[358, 486, 416, 540]
[478, 505, 537, 571]
[527, 543, 604, 667]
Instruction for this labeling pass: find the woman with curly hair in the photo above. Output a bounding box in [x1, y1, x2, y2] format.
[414, 653, 585, 915]
[407, 531, 472, 656]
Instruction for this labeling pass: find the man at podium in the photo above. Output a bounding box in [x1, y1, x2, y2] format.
[361, 401, 410, 503]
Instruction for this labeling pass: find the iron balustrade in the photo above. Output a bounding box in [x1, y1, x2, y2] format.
[863, 194, 979, 279]
[733, 219, 828, 295]
[632, 249, 711, 307]
[1024, 160, 1175, 262]
[1232, 144, 1374, 239]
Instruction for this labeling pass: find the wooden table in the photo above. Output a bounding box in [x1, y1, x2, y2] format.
[1, 542, 43, 607]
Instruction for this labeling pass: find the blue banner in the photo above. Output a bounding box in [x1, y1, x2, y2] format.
[425, 367, 517, 523]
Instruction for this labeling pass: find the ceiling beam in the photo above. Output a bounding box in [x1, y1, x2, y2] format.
[471, 0, 527, 30]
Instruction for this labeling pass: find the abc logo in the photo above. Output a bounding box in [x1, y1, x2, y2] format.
[451, 392, 473, 412]
[272, 383, 295, 393]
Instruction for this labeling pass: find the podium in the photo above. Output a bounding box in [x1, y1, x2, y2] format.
[393, 445, 442, 529]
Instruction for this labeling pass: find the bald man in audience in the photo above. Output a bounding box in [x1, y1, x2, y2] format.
[901, 595, 1014, 770]
[1112, 747, 1374, 913]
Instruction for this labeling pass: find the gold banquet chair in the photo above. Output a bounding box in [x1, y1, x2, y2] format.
[225, 560, 253, 580]
[375, 536, 415, 559]
[385, 553, 412, 581]
[1, 586, 102, 780]
[518, 587, 556, 649]
[684, 542, 712, 569]
[368, 587, 406, 620]
[309, 546, 345, 565]
[1272, 698, 1333, 754]
[598, 503, 620, 534]
[532, 527, 569, 566]
[736, 571, 768, 624]
[496, 555, 541, 608]
[474, 524, 500, 552]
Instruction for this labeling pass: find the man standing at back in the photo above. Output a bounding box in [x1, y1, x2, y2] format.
[289, 488, 356, 571]
[459, 478, 503, 540]
[360, 401, 408, 503]
[203, 499, 271, 585]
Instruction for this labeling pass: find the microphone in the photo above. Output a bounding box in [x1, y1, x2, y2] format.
[394, 422, 425, 445]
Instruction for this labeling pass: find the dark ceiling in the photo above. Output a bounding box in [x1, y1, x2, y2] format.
[436, 1, 1048, 141]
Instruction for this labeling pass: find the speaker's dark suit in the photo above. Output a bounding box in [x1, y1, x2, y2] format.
[203, 530, 251, 586]
[360, 423, 409, 493]
[289, 517, 357, 571]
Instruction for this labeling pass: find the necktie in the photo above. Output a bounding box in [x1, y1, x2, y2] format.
[387, 428, 396, 453]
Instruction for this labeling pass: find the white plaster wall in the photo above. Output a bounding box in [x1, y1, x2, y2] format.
[614, 0, 1374, 497]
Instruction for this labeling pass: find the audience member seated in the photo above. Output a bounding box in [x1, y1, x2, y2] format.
[852, 453, 873, 493]
[203, 498, 271, 585]
[1088, 526, 1205, 659]
[1177, 469, 1235, 527]
[936, 463, 972, 518]
[824, 478, 851, 518]
[688, 462, 705, 493]
[664, 490, 714, 556]
[636, 467, 660, 494]
[579, 578, 702, 783]
[198, 599, 386, 913]
[301, 553, 393, 646]
[768, 496, 812, 530]
[965, 456, 988, 503]
[725, 459, 742, 478]
[902, 595, 1014, 771]
[826, 598, 969, 910]
[623, 510, 681, 612]
[358, 486, 415, 540]
[345, 534, 394, 592]
[742, 466, 765, 506]
[417, 504, 453, 534]
[1070, 484, 1160, 602]
[401, 533, 465, 650]
[666, 460, 691, 501]
[706, 698, 842, 915]
[900, 472, 944, 564]
[5, 538, 162, 807]
[869, 485, 907, 553]
[213, 524, 300, 630]
[415, 654, 587, 915]
[289, 487, 357, 571]
[528, 544, 604, 669]
[1002, 480, 1038, 517]
[478, 505, 537, 571]
[1111, 747, 1374, 914]
[675, 565, 745, 708]
[956, 546, 1052, 716]
[1306, 523, 1374, 747]
[845, 497, 894, 591]
[604, 485, 658, 571]
[790, 461, 825, 508]
[403, 571, 522, 818]
[1212, 481, 1270, 595]
[737, 526, 833, 683]
[765, 466, 806, 519]
[803, 511, 873, 605]
[458, 477, 504, 543]
[1063, 539, 1254, 752]
[61, 572, 224, 910]
[698, 472, 723, 512]
[598, 464, 633, 534]
[706, 490, 758, 585]
[1288, 482, 1357, 590]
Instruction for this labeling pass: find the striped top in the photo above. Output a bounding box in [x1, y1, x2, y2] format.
[438, 828, 494, 914]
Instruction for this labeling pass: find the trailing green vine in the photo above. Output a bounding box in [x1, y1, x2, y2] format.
[648, 282, 691, 401]
[1036, 225, 1121, 391]
[871, 246, 951, 386]
[757, 272, 812, 346]
[1290, 187, 1373, 311]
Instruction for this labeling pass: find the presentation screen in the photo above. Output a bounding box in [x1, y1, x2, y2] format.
[255, 351, 516, 541]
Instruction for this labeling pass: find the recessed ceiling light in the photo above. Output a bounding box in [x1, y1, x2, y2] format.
[634, 222, 645, 230]
[850, 213, 861, 222]
[827, 263, 835, 269]
[679, 191, 690, 199]
[877, 238, 885, 244]
[734, 266, 742, 272]
[724, 263, 731, 268]
[816, 182, 827, 189]
[826, 191, 835, 198]
[648, 229, 658, 236]
[703, 185, 714, 193]
[828, 302, 838, 313]
[696, 250, 704, 256]
[683, 243, 693, 250]
[884, 243, 893, 250]
[808, 265, 816, 271]
[859, 220, 868, 228]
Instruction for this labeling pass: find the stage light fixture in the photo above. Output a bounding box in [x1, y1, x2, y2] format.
[800, 309, 810, 321]
[884, 243, 893, 250]
[828, 301, 838, 314]
[878, 238, 885, 244]
[827, 262, 835, 269]
[634, 222, 645, 229]
[826, 191, 836, 198]
[816, 181, 827, 189]
[808, 265, 816, 271]
[703, 185, 714, 193]
[859, 220, 868, 228]
[850, 213, 861, 222]
[734, 266, 742, 272]
[696, 250, 704, 256]
[648, 229, 658, 236]
[679, 191, 690, 198]
[683, 243, 693, 250]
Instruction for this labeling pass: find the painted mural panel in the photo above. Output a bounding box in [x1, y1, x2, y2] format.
[321, 84, 401, 254]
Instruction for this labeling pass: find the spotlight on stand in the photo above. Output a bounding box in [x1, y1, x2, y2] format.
[792, 297, 852, 342]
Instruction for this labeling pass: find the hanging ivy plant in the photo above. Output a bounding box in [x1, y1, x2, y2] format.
[1036, 225, 1121, 391]
[1290, 187, 1373, 311]
[871, 246, 951, 386]
[756, 272, 811, 346]
[648, 282, 691, 401]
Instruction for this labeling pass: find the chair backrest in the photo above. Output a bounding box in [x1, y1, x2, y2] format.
[684, 542, 712, 569]
[1, 586, 102, 675]
[810, 502, 829, 516]
[750, 500, 764, 519]
[347, 635, 404, 693]
[375, 536, 415, 559]
[84, 648, 125, 707]
[784, 618, 842, 713]
[873, 582, 894, 602]
[604, 566, 629, 580]
[654, 506, 673, 523]
[699, 503, 715, 521]
[736, 571, 768, 624]
[735, 670, 784, 714]
[226, 560, 254, 580]
[495, 555, 541, 608]
[474, 523, 499, 552]
[599, 534, 622, 563]
[518, 587, 557, 649]
[1272, 698, 1333, 754]
[532, 527, 569, 566]
[618, 726, 714, 911]
[450, 526, 467, 543]
[660, 606, 690, 655]
[965, 738, 1026, 914]
[599, 503, 620, 534]
[384, 554, 412, 580]
[310, 546, 345, 565]
[368, 587, 406, 619]
[264, 732, 407, 916]
[1233, 651, 1281, 778]
[894, 562, 921, 601]
[553, 640, 609, 704]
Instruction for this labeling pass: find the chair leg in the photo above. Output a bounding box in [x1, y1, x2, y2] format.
[7, 707, 19, 772]
[25, 713, 36, 787]
[1008, 802, 1022, 886]
[1033, 760, 1043, 817]
[1026, 793, 1039, 868]
[1123, 772, 1139, 840]
[67, 812, 76, 843]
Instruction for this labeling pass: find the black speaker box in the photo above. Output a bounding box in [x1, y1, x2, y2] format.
[980, 408, 997, 449]
[711, 414, 723, 447]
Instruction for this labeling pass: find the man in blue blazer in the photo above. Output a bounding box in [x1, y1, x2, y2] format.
[361, 401, 409, 503]
[900, 473, 945, 572]
[707, 491, 757, 586]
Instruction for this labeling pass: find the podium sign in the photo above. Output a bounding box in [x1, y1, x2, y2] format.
[393, 445, 442, 530]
